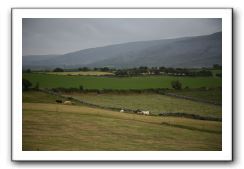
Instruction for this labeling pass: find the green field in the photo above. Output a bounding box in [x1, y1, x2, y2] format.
[23, 90, 64, 104]
[66, 93, 221, 118]
[44, 71, 114, 76]
[167, 89, 222, 105]
[23, 73, 221, 89]
[23, 101, 221, 151]
[22, 68, 222, 151]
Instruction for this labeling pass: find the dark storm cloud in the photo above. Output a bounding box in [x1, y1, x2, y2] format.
[22, 18, 221, 55]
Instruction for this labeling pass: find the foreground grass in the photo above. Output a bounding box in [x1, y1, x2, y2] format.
[23, 103, 221, 151]
[67, 93, 222, 118]
[23, 73, 221, 89]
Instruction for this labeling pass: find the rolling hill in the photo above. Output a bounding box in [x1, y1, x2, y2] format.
[23, 32, 222, 69]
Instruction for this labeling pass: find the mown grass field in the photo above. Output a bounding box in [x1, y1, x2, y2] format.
[22, 91, 222, 151]
[23, 90, 83, 105]
[44, 71, 114, 76]
[23, 73, 221, 89]
[167, 88, 222, 105]
[66, 93, 221, 118]
[23, 102, 221, 151]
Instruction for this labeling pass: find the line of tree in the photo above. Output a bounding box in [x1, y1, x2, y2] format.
[53, 67, 64, 72]
[32, 64, 220, 77]
[114, 67, 213, 77]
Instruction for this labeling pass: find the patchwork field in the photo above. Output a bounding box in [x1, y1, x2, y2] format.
[166, 88, 222, 105]
[22, 91, 221, 151]
[44, 71, 114, 76]
[66, 93, 221, 118]
[23, 73, 221, 89]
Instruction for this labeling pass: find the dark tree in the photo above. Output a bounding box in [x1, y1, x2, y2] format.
[216, 73, 222, 77]
[171, 80, 182, 90]
[100, 67, 110, 72]
[53, 68, 64, 72]
[138, 66, 148, 73]
[34, 82, 39, 90]
[159, 66, 166, 72]
[213, 64, 222, 69]
[115, 70, 128, 76]
[79, 85, 84, 91]
[197, 70, 213, 77]
[26, 69, 31, 73]
[22, 78, 32, 91]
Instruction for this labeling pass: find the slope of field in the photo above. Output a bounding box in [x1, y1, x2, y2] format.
[23, 102, 221, 151]
[23, 90, 63, 104]
[67, 93, 221, 118]
[23, 73, 221, 89]
[23, 90, 84, 106]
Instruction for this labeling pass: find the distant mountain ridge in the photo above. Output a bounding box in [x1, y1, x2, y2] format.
[23, 32, 222, 69]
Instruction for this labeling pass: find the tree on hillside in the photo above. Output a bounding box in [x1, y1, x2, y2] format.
[171, 80, 182, 90]
[79, 85, 84, 91]
[115, 70, 128, 76]
[100, 67, 110, 72]
[197, 70, 213, 77]
[34, 82, 39, 90]
[213, 64, 222, 69]
[216, 73, 222, 77]
[22, 78, 32, 91]
[53, 67, 64, 72]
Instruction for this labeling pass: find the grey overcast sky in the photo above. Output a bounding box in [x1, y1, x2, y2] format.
[23, 18, 222, 56]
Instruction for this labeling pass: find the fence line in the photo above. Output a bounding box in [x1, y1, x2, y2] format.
[165, 93, 221, 106]
[38, 88, 221, 121]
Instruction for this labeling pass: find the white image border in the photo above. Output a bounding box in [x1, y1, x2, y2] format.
[12, 8, 233, 161]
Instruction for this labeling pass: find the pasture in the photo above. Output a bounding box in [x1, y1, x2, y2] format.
[23, 73, 222, 89]
[66, 93, 222, 118]
[23, 102, 221, 151]
[44, 71, 114, 76]
[167, 88, 222, 105]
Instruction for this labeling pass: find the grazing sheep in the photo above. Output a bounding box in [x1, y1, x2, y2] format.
[120, 109, 124, 113]
[142, 111, 150, 115]
[137, 110, 150, 115]
[63, 101, 72, 105]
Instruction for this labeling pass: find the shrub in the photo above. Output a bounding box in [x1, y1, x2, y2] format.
[171, 80, 182, 90]
[216, 73, 222, 77]
[22, 78, 32, 91]
[79, 85, 84, 91]
[53, 68, 64, 72]
[34, 82, 39, 90]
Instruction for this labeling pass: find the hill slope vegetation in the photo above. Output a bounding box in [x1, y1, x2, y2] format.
[23, 32, 222, 69]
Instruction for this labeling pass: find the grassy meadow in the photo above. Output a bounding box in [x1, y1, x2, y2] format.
[22, 69, 222, 151]
[45, 71, 114, 76]
[66, 93, 221, 118]
[23, 73, 221, 89]
[167, 88, 222, 105]
[23, 91, 222, 151]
